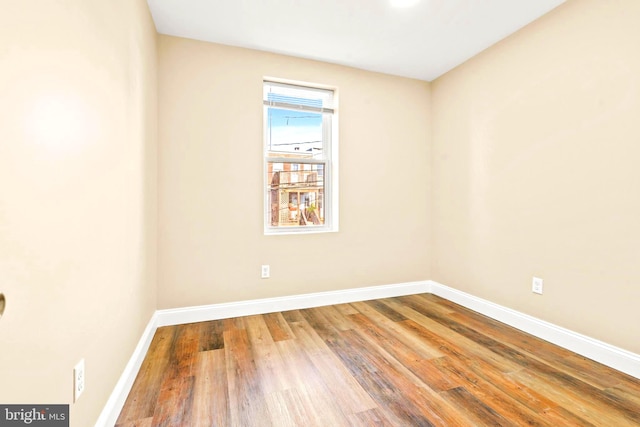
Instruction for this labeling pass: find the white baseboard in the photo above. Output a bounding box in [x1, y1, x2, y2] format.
[155, 281, 430, 327]
[428, 280, 640, 379]
[94, 313, 158, 427]
[97, 279, 640, 426]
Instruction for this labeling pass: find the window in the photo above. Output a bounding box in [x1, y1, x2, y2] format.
[264, 80, 337, 234]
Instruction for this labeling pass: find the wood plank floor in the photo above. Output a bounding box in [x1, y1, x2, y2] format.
[115, 294, 640, 426]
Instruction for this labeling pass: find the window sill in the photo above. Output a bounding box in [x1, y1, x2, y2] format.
[264, 226, 338, 236]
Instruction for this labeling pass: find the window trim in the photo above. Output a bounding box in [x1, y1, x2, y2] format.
[263, 78, 338, 235]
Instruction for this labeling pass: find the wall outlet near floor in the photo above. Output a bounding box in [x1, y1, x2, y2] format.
[261, 265, 270, 279]
[74, 359, 85, 402]
[532, 277, 544, 295]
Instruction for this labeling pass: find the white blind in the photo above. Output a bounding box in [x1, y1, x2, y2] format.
[263, 81, 334, 114]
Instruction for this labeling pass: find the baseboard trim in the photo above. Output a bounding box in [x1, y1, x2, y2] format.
[155, 281, 431, 327]
[94, 313, 158, 427]
[428, 280, 640, 379]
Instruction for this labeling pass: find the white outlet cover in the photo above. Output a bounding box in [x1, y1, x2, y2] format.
[261, 265, 270, 279]
[532, 277, 544, 295]
[74, 359, 85, 402]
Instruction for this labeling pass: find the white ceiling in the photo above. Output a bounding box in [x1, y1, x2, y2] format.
[147, 0, 565, 82]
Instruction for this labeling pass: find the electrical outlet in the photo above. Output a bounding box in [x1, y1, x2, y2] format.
[261, 265, 270, 279]
[74, 359, 85, 402]
[532, 277, 543, 295]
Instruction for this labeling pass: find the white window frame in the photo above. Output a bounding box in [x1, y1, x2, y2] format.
[263, 78, 339, 235]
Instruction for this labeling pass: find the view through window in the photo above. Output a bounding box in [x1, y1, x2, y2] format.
[263, 81, 336, 233]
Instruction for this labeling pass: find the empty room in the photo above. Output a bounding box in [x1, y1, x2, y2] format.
[1, 0, 639, 426]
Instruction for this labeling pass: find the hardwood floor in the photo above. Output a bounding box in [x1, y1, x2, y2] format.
[115, 294, 640, 426]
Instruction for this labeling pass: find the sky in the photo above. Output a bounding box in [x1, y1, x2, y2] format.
[266, 107, 323, 154]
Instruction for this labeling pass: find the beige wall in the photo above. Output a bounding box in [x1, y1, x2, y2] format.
[0, 0, 157, 425]
[157, 35, 432, 309]
[431, 0, 640, 354]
